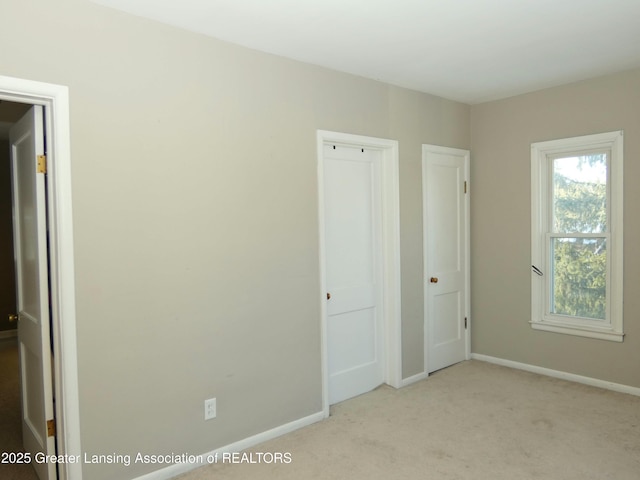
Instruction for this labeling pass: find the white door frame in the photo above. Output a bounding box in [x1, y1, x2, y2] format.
[317, 130, 402, 416]
[422, 144, 471, 375]
[0, 75, 81, 480]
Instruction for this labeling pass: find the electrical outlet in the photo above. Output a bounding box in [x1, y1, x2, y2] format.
[204, 398, 216, 420]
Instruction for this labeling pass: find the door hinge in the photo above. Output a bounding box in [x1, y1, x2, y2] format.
[464, 181, 467, 194]
[464, 317, 468, 329]
[47, 419, 56, 437]
[37, 155, 47, 174]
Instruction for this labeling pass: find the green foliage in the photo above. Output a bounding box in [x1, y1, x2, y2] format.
[552, 239, 606, 319]
[551, 157, 607, 320]
[553, 176, 606, 233]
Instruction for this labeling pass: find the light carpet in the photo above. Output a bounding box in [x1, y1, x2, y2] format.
[177, 360, 640, 480]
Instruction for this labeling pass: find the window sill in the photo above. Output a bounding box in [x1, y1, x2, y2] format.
[530, 321, 624, 342]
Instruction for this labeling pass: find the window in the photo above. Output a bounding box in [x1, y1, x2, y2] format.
[531, 131, 623, 341]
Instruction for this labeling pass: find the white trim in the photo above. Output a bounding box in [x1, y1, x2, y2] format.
[0, 75, 81, 480]
[529, 319, 624, 342]
[400, 371, 429, 387]
[531, 131, 624, 342]
[422, 144, 471, 375]
[132, 411, 325, 480]
[317, 130, 402, 415]
[471, 354, 640, 397]
[0, 330, 18, 340]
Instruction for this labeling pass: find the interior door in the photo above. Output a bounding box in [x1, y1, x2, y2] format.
[423, 145, 469, 373]
[323, 143, 384, 405]
[10, 105, 56, 480]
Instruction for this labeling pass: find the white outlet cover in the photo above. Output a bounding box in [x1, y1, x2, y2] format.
[204, 398, 216, 420]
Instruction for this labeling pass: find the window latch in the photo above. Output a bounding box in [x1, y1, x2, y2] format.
[532, 265, 543, 276]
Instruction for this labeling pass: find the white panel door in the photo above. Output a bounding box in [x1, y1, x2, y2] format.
[323, 144, 384, 405]
[10, 106, 56, 480]
[423, 145, 469, 373]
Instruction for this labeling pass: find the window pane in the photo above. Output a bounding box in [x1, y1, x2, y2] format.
[553, 154, 607, 233]
[551, 237, 606, 320]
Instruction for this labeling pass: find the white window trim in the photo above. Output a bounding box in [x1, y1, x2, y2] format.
[531, 131, 624, 342]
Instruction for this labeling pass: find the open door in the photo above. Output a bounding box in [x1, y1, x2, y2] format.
[423, 144, 470, 374]
[10, 105, 56, 480]
[322, 143, 385, 405]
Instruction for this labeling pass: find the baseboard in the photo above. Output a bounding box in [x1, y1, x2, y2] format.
[0, 330, 17, 340]
[471, 353, 640, 397]
[401, 371, 429, 387]
[132, 410, 325, 480]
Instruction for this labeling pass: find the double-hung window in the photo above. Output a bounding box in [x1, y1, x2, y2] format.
[531, 131, 623, 341]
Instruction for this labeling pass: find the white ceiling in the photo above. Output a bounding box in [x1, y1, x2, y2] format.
[92, 0, 640, 104]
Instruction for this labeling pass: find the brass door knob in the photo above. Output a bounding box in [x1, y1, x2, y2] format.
[430, 277, 439, 283]
[8, 314, 18, 322]
[327, 293, 331, 300]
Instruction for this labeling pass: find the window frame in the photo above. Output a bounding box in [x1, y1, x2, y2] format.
[531, 131, 624, 342]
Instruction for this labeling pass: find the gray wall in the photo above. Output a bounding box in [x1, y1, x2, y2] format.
[1, 1, 469, 478]
[470, 68, 640, 388]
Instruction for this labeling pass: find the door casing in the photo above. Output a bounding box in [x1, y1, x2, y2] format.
[0, 75, 81, 480]
[317, 130, 401, 415]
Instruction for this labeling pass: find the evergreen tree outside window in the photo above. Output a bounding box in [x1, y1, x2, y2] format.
[531, 132, 623, 341]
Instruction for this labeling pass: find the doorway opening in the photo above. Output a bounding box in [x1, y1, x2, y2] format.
[0, 75, 81, 480]
[317, 130, 402, 415]
[0, 100, 39, 479]
[422, 144, 470, 375]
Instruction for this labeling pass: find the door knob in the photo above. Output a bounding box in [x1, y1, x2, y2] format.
[8, 314, 18, 322]
[327, 292, 331, 300]
[430, 277, 439, 283]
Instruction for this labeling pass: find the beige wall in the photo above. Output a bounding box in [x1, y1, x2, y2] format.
[470, 69, 640, 388]
[1, 1, 470, 478]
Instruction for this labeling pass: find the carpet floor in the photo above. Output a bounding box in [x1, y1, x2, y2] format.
[177, 360, 640, 480]
[2, 347, 639, 480]
[0, 337, 39, 480]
